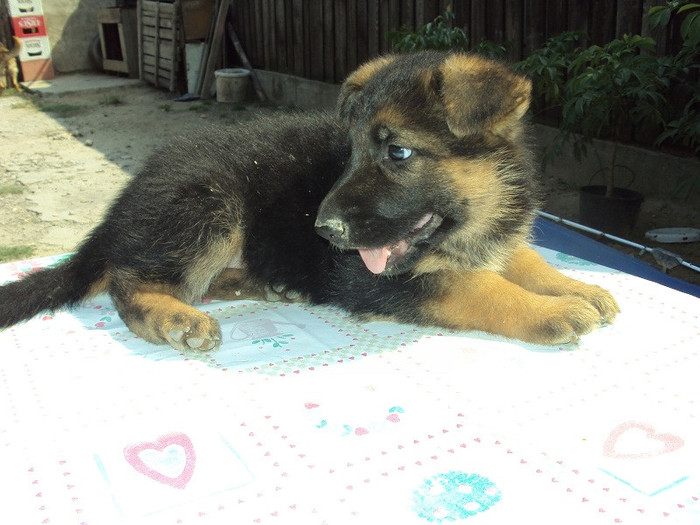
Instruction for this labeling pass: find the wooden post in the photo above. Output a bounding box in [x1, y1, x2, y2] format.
[200, 0, 232, 100]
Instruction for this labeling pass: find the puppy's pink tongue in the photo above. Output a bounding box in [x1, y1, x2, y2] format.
[358, 247, 390, 274]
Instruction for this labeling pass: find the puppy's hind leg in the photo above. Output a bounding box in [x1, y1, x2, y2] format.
[111, 278, 222, 351]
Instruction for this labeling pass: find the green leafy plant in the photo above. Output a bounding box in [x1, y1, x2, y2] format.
[472, 39, 510, 60]
[558, 35, 671, 197]
[515, 31, 587, 114]
[649, 1, 700, 48]
[648, 1, 700, 198]
[390, 10, 469, 52]
[649, 1, 700, 156]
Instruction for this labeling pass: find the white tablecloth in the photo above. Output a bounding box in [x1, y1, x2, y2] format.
[1, 247, 698, 524]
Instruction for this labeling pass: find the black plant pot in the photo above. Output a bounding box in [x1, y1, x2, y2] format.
[578, 185, 644, 237]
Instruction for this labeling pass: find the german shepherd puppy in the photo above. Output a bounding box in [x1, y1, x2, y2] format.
[0, 52, 618, 350]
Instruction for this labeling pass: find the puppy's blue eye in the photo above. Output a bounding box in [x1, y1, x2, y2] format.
[388, 145, 413, 161]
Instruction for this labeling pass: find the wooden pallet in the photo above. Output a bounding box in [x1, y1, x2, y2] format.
[138, 0, 180, 91]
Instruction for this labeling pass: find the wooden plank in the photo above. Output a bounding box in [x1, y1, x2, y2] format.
[141, 1, 175, 14]
[262, 0, 275, 70]
[356, 0, 369, 65]
[141, 14, 175, 29]
[546, 0, 568, 38]
[567, 1, 590, 40]
[98, 9, 123, 24]
[142, 39, 178, 58]
[379, 0, 390, 53]
[333, 0, 348, 82]
[422, 0, 438, 24]
[589, 0, 616, 44]
[505, 1, 524, 60]
[154, 1, 161, 87]
[523, 0, 546, 56]
[487, 0, 506, 44]
[308, 0, 324, 81]
[367, 0, 379, 56]
[252, 0, 264, 68]
[274, 0, 288, 73]
[471, 0, 487, 49]
[453, 1, 469, 34]
[227, 21, 267, 101]
[401, 0, 414, 29]
[324, 0, 336, 83]
[138, 0, 144, 80]
[387, 0, 400, 47]
[292, 0, 305, 77]
[142, 26, 175, 40]
[201, 0, 231, 99]
[415, 0, 425, 27]
[283, 0, 295, 74]
[346, 0, 358, 76]
[195, 0, 220, 96]
[616, 0, 643, 37]
[142, 62, 174, 75]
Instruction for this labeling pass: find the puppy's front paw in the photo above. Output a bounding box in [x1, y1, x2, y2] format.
[574, 284, 620, 324]
[531, 295, 605, 345]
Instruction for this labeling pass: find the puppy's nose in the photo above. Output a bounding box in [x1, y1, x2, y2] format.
[314, 217, 347, 241]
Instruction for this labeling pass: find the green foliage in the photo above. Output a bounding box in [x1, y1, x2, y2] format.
[562, 35, 669, 142]
[390, 10, 469, 52]
[649, 1, 700, 48]
[648, 1, 700, 157]
[389, 10, 509, 61]
[657, 93, 700, 153]
[515, 31, 587, 113]
[560, 35, 673, 194]
[472, 39, 510, 61]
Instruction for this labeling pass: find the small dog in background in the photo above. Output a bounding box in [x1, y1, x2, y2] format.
[0, 36, 22, 95]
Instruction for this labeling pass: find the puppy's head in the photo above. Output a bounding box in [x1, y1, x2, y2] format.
[315, 51, 535, 276]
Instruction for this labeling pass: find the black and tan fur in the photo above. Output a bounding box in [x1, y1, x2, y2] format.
[0, 36, 22, 95]
[0, 52, 618, 350]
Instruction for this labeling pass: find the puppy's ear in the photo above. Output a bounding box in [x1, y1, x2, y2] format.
[437, 54, 531, 139]
[337, 55, 396, 123]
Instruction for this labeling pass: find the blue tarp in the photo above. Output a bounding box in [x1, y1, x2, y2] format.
[532, 217, 700, 299]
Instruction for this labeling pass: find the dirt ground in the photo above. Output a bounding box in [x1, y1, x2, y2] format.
[1, 83, 698, 288]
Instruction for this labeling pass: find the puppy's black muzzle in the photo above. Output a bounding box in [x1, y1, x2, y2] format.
[314, 218, 346, 243]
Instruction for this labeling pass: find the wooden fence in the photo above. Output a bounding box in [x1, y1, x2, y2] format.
[231, 0, 678, 84]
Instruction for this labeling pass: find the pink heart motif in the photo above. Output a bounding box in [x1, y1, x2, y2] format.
[123, 432, 196, 489]
[386, 413, 400, 423]
[603, 422, 684, 459]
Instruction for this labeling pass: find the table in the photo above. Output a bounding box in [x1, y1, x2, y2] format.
[1, 247, 698, 524]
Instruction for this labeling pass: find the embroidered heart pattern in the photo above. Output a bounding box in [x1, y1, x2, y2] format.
[603, 422, 684, 459]
[124, 432, 196, 489]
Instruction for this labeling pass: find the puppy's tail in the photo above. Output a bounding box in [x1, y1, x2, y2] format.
[9, 36, 22, 58]
[0, 228, 108, 329]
